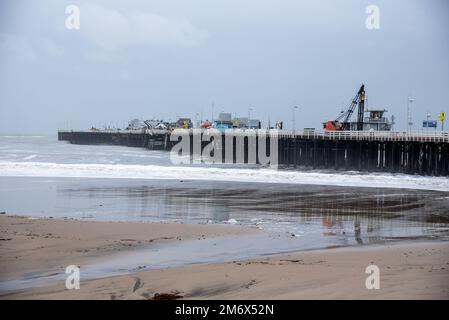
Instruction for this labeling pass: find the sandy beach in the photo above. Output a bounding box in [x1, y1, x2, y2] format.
[0, 215, 254, 281]
[1, 215, 448, 300]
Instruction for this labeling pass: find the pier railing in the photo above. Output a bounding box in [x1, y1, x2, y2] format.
[278, 130, 449, 142]
[58, 129, 449, 143]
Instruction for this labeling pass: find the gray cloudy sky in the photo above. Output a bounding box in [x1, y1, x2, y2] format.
[0, 0, 448, 134]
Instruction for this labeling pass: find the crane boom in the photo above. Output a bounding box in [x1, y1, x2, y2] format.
[324, 84, 366, 131]
[356, 85, 366, 131]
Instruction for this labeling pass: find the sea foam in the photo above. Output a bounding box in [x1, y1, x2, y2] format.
[0, 161, 448, 192]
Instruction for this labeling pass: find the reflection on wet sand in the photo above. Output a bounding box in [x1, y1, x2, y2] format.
[1, 176, 448, 247]
[54, 179, 449, 245]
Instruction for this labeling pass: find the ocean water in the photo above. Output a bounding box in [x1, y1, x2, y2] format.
[1, 135, 449, 291]
[0, 135, 448, 191]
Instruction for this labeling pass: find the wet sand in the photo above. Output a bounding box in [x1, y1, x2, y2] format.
[0, 215, 254, 281]
[1, 215, 448, 299]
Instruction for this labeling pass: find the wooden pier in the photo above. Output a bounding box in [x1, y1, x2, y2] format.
[278, 130, 449, 176]
[58, 129, 449, 176]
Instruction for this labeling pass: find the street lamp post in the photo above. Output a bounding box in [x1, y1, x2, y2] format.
[292, 106, 299, 134]
[407, 97, 415, 133]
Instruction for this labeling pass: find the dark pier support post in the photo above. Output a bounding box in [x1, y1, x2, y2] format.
[366, 141, 373, 171]
[292, 138, 297, 167]
[398, 142, 403, 173]
[353, 141, 357, 170]
[406, 142, 411, 174]
[429, 143, 435, 175]
[366, 142, 373, 171]
[290, 138, 294, 167]
[322, 140, 327, 169]
[444, 144, 447, 175]
[374, 142, 379, 171]
[409, 142, 414, 174]
[344, 142, 350, 170]
[442, 143, 449, 176]
[334, 141, 339, 170]
[422, 143, 429, 175]
[400, 142, 406, 173]
[380, 142, 385, 170]
[304, 140, 309, 168]
[435, 143, 440, 176]
[411, 142, 418, 173]
[290, 138, 293, 166]
[424, 143, 429, 175]
[343, 141, 350, 170]
[281, 137, 286, 165]
[331, 140, 335, 168]
[431, 144, 440, 175]
[414, 142, 420, 173]
[323, 141, 328, 168]
[346, 141, 355, 170]
[378, 142, 383, 170]
[418, 143, 424, 175]
[308, 140, 313, 168]
[284, 137, 288, 166]
[358, 141, 363, 171]
[375, 142, 380, 171]
[382, 142, 387, 170]
[296, 138, 301, 167]
[278, 137, 283, 165]
[390, 142, 397, 173]
[395, 142, 399, 173]
[385, 142, 389, 170]
[388, 142, 393, 172]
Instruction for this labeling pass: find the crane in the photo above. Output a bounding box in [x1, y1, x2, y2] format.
[324, 84, 366, 131]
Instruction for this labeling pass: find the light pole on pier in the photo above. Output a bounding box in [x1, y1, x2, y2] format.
[292, 106, 299, 134]
[407, 97, 415, 133]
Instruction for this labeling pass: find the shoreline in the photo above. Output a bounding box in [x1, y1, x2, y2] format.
[1, 214, 448, 299]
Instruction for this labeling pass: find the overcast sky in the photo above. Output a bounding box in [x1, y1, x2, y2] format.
[0, 0, 448, 134]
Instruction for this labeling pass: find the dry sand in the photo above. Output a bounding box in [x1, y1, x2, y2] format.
[1, 215, 448, 299]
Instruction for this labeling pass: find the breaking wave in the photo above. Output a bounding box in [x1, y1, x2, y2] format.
[0, 161, 448, 192]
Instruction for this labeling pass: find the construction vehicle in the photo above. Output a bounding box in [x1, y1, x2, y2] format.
[324, 84, 366, 131]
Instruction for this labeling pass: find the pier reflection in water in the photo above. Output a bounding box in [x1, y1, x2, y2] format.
[57, 178, 449, 245]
